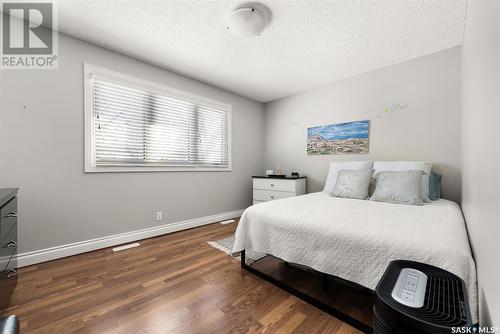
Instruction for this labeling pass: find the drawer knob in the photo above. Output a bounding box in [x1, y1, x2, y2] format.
[6, 269, 17, 278]
[5, 211, 17, 218]
[270, 195, 274, 199]
[5, 240, 16, 248]
[270, 184, 275, 187]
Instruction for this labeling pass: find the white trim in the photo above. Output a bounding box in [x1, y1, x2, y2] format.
[16, 209, 244, 267]
[83, 63, 232, 173]
[83, 165, 233, 173]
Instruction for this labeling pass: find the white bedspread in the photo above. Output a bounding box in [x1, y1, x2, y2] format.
[233, 192, 478, 322]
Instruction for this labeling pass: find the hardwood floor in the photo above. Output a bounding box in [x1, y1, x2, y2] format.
[0, 220, 371, 333]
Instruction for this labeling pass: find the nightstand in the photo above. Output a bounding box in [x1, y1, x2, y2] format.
[252, 176, 306, 204]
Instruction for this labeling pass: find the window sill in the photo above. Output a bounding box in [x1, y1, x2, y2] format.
[85, 166, 232, 173]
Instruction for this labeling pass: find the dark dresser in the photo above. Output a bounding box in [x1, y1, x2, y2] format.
[0, 188, 18, 311]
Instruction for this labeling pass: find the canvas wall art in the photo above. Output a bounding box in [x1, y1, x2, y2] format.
[307, 120, 369, 155]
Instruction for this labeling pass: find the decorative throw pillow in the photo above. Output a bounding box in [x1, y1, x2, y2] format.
[332, 169, 374, 200]
[373, 161, 432, 202]
[370, 170, 425, 206]
[323, 160, 374, 194]
[429, 171, 442, 201]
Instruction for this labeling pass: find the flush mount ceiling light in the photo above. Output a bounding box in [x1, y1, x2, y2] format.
[226, 4, 271, 38]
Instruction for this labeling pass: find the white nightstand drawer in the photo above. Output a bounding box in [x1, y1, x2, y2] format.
[251, 177, 306, 206]
[253, 178, 297, 192]
[253, 189, 295, 202]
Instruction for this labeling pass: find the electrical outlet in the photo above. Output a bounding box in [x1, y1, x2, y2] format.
[156, 211, 163, 221]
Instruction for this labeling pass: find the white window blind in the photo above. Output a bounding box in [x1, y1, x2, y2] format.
[86, 68, 231, 172]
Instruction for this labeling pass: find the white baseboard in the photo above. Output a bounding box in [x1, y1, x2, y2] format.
[16, 209, 244, 267]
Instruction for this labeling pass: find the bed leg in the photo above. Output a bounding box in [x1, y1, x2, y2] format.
[240, 250, 246, 268]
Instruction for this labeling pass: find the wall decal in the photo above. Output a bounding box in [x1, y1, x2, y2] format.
[384, 103, 408, 113]
[307, 120, 369, 155]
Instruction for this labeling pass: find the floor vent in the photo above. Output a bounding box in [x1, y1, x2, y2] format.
[112, 242, 140, 252]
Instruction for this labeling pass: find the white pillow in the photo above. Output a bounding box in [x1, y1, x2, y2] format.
[372, 161, 432, 202]
[323, 160, 374, 194]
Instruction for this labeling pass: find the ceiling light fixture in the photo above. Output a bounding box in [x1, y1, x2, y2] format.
[226, 4, 271, 38]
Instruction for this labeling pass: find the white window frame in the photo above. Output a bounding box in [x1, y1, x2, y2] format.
[84, 63, 232, 173]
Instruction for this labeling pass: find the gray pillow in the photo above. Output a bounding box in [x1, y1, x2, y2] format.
[370, 170, 425, 206]
[332, 169, 374, 200]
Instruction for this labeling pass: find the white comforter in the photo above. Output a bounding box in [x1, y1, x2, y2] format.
[233, 192, 477, 322]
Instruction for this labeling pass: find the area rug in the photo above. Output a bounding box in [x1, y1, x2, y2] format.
[208, 235, 266, 264]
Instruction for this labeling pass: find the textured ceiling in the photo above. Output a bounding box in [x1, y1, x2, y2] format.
[57, 0, 466, 102]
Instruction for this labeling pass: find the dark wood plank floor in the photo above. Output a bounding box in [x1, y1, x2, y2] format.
[0, 220, 371, 333]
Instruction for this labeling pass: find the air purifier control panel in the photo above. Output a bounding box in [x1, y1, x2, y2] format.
[391, 268, 428, 308]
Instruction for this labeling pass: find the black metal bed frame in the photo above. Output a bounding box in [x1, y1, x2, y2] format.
[240, 250, 374, 334]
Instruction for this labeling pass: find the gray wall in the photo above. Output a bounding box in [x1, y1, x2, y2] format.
[264, 47, 462, 202]
[461, 1, 500, 326]
[0, 33, 265, 253]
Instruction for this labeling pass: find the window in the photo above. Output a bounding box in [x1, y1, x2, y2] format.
[84, 64, 231, 172]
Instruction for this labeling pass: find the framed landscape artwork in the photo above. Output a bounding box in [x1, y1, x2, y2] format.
[307, 120, 369, 155]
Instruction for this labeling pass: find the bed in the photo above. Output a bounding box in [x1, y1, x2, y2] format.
[232, 192, 478, 323]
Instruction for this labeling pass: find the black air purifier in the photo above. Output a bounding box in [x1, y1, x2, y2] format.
[374, 260, 472, 334]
